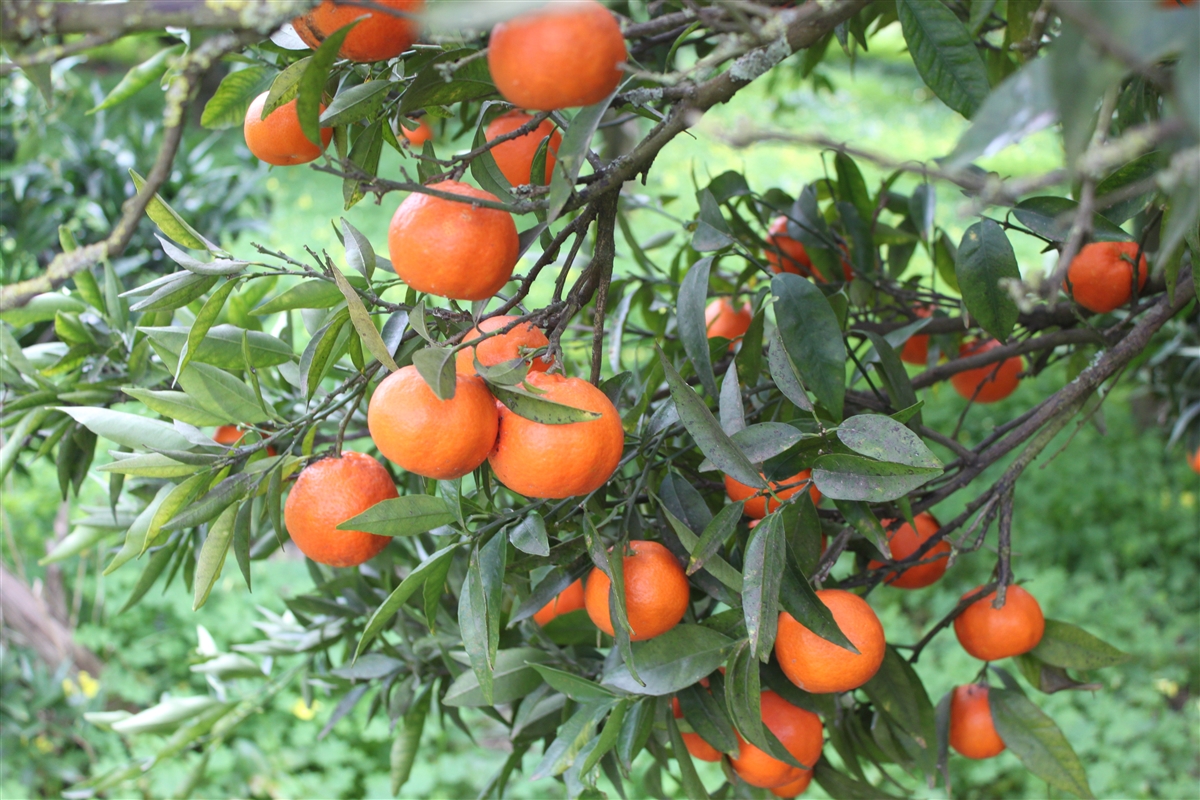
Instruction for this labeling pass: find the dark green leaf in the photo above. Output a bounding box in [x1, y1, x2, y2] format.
[814, 760, 905, 800]
[990, 688, 1095, 798]
[768, 327, 813, 411]
[602, 625, 735, 696]
[743, 513, 785, 662]
[177, 279, 237, 379]
[337, 495, 454, 537]
[945, 57, 1055, 169]
[458, 546, 493, 704]
[200, 65, 269, 129]
[1030, 619, 1132, 671]
[1012, 197, 1131, 242]
[117, 537, 177, 614]
[529, 665, 617, 702]
[863, 331, 920, 422]
[232, 499, 253, 592]
[665, 711, 711, 800]
[355, 544, 458, 658]
[398, 48, 496, 115]
[955, 219, 1021, 343]
[677, 682, 738, 756]
[193, 504, 236, 610]
[835, 153, 874, 226]
[837, 414, 941, 468]
[547, 91, 616, 222]
[128, 273, 218, 313]
[300, 310, 350, 399]
[686, 501, 742, 577]
[772, 273, 846, 420]
[1095, 152, 1161, 224]
[488, 382, 602, 424]
[779, 567, 858, 653]
[508, 512, 549, 556]
[332, 654, 402, 680]
[724, 640, 805, 768]
[91, 45, 183, 115]
[443, 647, 550, 706]
[692, 189, 734, 252]
[391, 688, 430, 796]
[262, 57, 310, 118]
[813, 454, 940, 502]
[677, 256, 718, 397]
[897, 0, 990, 118]
[320, 80, 392, 127]
[296, 23, 359, 145]
[719, 358, 746, 435]
[141, 325, 294, 370]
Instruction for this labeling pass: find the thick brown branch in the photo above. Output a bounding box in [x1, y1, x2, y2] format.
[1, 0, 315, 40]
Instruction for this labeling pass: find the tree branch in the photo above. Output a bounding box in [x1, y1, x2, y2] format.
[0, 0, 315, 40]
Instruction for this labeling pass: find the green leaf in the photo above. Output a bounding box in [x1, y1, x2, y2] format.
[944, 57, 1055, 169]
[812, 454, 941, 502]
[128, 169, 213, 251]
[1030, 619, 1132, 671]
[128, 272, 218, 313]
[724, 640, 805, 769]
[0, 293, 86, 328]
[686, 501, 742, 577]
[768, 327, 814, 411]
[814, 760, 905, 800]
[955, 219, 1021, 343]
[262, 58, 310, 118]
[657, 345, 765, 489]
[253, 278, 359, 314]
[677, 682, 739, 756]
[58, 407, 193, 451]
[320, 80, 392, 127]
[232, 500, 253, 592]
[835, 153, 875, 226]
[117, 537, 177, 614]
[547, 91, 616, 222]
[1012, 197, 1131, 243]
[772, 273, 846, 420]
[398, 48, 496, 115]
[459, 551, 492, 704]
[837, 414, 941, 468]
[677, 256, 718, 397]
[105, 484, 173, 575]
[897, 0, 990, 118]
[863, 331, 920, 422]
[412, 346, 457, 400]
[123, 389, 227, 427]
[200, 66, 270, 129]
[665, 710, 712, 800]
[90, 45, 183, 115]
[601, 625, 735, 696]
[355, 545, 458, 659]
[300, 310, 350, 399]
[340, 218, 376, 280]
[336, 495, 455, 537]
[531, 699, 617, 780]
[692, 189, 734, 252]
[862, 646, 937, 756]
[177, 361, 267, 426]
[342, 118, 385, 209]
[1095, 152, 1162, 224]
[779, 567, 858, 653]
[700, 422, 806, 471]
[990, 688, 1095, 798]
[719, 358, 746, 435]
[193, 504, 237, 610]
[331, 267, 398, 372]
[487, 381, 602, 424]
[391, 688, 430, 797]
[529, 665, 617, 702]
[662, 504, 743, 593]
[508, 512, 549, 557]
[141, 325, 294, 370]
[162, 472, 258, 532]
[443, 648, 550, 707]
[296, 23, 359, 146]
[177, 279, 237, 379]
[743, 513, 785, 662]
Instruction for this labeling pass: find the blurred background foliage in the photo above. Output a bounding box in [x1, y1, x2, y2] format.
[1, 17, 1197, 800]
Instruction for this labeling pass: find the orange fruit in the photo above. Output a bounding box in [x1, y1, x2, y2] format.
[489, 371, 624, 498]
[954, 584, 1045, 661]
[1065, 241, 1148, 313]
[900, 306, 933, 366]
[724, 471, 821, 519]
[532, 578, 585, 626]
[455, 316, 551, 376]
[866, 512, 950, 589]
[950, 340, 1022, 404]
[367, 365, 499, 480]
[292, 0, 422, 62]
[776, 589, 886, 694]
[400, 119, 433, 146]
[583, 540, 689, 641]
[705, 298, 753, 348]
[771, 770, 814, 798]
[487, 0, 627, 111]
[764, 216, 854, 282]
[213, 425, 277, 457]
[484, 111, 562, 186]
[387, 180, 519, 301]
[1189, 445, 1200, 474]
[243, 93, 331, 166]
[730, 691, 824, 789]
[670, 692, 723, 762]
[949, 684, 1006, 759]
[283, 451, 397, 567]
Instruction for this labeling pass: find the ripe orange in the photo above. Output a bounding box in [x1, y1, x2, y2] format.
[532, 578, 585, 626]
[454, 316, 551, 376]
[293, 0, 422, 62]
[1065, 241, 1148, 313]
[243, 93, 331, 166]
[487, 0, 627, 111]
[730, 690, 823, 789]
[387, 180, 519, 301]
[705, 298, 753, 348]
[213, 425, 277, 457]
[367, 365, 499, 480]
[400, 119, 433, 146]
[866, 512, 950, 589]
[776, 589, 886, 694]
[724, 471, 822, 519]
[900, 306, 933, 366]
[949, 684, 1006, 759]
[583, 540, 689, 641]
[764, 216, 854, 282]
[771, 770, 814, 798]
[950, 340, 1022, 404]
[670, 691, 722, 762]
[489, 371, 624, 498]
[954, 584, 1045, 661]
[1189, 445, 1200, 474]
[283, 451, 397, 567]
[484, 111, 562, 186]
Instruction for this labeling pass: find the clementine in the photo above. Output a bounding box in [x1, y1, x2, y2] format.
[900, 306, 933, 365]
[1189, 445, 1200, 474]
[367, 365, 499, 480]
[949, 684, 1006, 759]
[489, 371, 624, 498]
[670, 693, 723, 762]
[583, 540, 689, 641]
[488, 0, 627, 110]
[764, 216, 854, 282]
[867, 512, 950, 589]
[1065, 241, 1148, 313]
[771, 769, 814, 798]
[387, 181, 519, 301]
[954, 584, 1045, 661]
[724, 471, 821, 519]
[776, 589, 886, 694]
[705, 298, 753, 347]
[730, 691, 824, 788]
[455, 316, 551, 376]
[484, 111, 562, 186]
[532, 578, 586, 626]
[293, 0, 422, 62]
[400, 118, 433, 146]
[950, 340, 1022, 404]
[243, 93, 331, 166]
[283, 451, 397, 567]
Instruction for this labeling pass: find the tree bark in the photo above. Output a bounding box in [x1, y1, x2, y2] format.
[1, 563, 103, 675]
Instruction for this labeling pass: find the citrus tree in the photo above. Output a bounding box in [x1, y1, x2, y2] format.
[1, 1, 1197, 798]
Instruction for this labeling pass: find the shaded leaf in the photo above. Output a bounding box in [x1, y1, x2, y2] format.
[812, 454, 941, 502]
[602, 625, 735, 696]
[772, 273, 845, 420]
[991, 688, 1095, 798]
[956, 219, 1021, 343]
[897, 0, 990, 118]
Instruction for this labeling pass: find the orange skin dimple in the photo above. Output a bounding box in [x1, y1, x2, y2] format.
[1065, 241, 1149, 314]
[367, 365, 499, 480]
[950, 340, 1022, 404]
[867, 512, 950, 589]
[484, 111, 562, 186]
[293, 0, 422, 63]
[949, 684, 1006, 759]
[764, 216, 854, 282]
[954, 584, 1045, 661]
[243, 93, 331, 166]
[583, 540, 690, 641]
[730, 691, 824, 789]
[400, 119, 433, 147]
[532, 578, 585, 626]
[488, 0, 627, 111]
[771, 770, 814, 798]
[489, 371, 624, 499]
[283, 452, 397, 568]
[725, 471, 821, 519]
[776, 589, 886, 694]
[387, 180, 519, 301]
[704, 298, 753, 348]
[454, 315, 551, 376]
